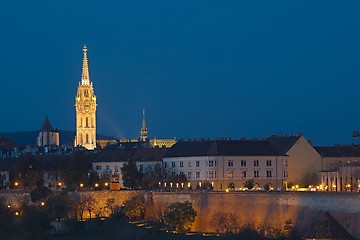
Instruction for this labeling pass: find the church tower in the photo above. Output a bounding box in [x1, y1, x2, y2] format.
[74, 44, 97, 150]
[140, 110, 148, 141]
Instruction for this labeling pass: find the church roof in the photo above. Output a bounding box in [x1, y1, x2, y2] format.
[266, 135, 301, 154]
[164, 140, 286, 158]
[39, 116, 54, 132]
[303, 212, 354, 240]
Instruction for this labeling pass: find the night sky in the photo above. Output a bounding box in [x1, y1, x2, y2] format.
[1, 1, 360, 145]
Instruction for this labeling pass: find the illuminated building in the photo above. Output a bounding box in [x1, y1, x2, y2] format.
[162, 139, 288, 191]
[74, 44, 97, 150]
[37, 116, 59, 146]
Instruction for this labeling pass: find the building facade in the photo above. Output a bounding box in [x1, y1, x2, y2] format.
[162, 140, 288, 191]
[74, 44, 97, 150]
[267, 134, 321, 187]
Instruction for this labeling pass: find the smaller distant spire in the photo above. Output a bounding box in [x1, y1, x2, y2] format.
[140, 110, 148, 141]
[40, 116, 54, 132]
[81, 44, 90, 85]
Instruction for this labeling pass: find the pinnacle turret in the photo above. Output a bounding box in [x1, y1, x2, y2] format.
[81, 44, 90, 85]
[140, 110, 148, 141]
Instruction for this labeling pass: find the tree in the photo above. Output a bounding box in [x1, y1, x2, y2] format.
[243, 179, 255, 189]
[121, 160, 143, 189]
[83, 195, 96, 219]
[301, 172, 319, 187]
[211, 212, 239, 234]
[47, 192, 70, 221]
[0, 198, 14, 238]
[164, 201, 197, 232]
[105, 198, 117, 215]
[122, 196, 146, 221]
[30, 186, 52, 203]
[21, 205, 52, 240]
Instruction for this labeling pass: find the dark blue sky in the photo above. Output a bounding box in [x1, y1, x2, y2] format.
[1, 1, 360, 145]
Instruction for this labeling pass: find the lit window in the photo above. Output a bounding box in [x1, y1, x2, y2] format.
[228, 171, 234, 178]
[209, 171, 214, 179]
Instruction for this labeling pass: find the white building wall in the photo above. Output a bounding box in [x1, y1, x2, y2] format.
[163, 155, 288, 191]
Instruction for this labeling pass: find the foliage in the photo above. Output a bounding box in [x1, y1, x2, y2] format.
[122, 196, 146, 221]
[48, 192, 71, 221]
[243, 179, 255, 189]
[0, 198, 15, 238]
[21, 205, 52, 240]
[105, 197, 117, 215]
[211, 212, 239, 234]
[163, 201, 197, 232]
[11, 155, 44, 189]
[83, 195, 96, 219]
[284, 219, 297, 239]
[30, 186, 53, 202]
[121, 160, 143, 189]
[301, 172, 319, 187]
[142, 163, 162, 190]
[60, 152, 93, 189]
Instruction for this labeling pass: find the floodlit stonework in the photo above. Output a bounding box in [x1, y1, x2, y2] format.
[74, 44, 97, 150]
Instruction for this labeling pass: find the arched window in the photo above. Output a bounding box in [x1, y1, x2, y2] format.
[86, 134, 89, 144]
[79, 133, 83, 145]
[86, 117, 89, 127]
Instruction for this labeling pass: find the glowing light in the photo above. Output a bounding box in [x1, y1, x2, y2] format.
[58, 182, 62, 186]
[104, 182, 109, 187]
[95, 183, 99, 187]
[225, 188, 230, 193]
[41, 202, 45, 206]
[7, 205, 10, 208]
[15, 212, 19, 216]
[14, 182, 19, 187]
[80, 183, 84, 188]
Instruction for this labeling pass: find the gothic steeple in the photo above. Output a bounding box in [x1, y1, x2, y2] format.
[81, 44, 90, 85]
[75, 44, 97, 150]
[140, 110, 148, 141]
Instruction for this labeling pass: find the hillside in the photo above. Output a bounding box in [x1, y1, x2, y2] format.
[0, 130, 115, 146]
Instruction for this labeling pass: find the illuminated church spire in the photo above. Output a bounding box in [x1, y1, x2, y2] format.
[140, 110, 148, 141]
[81, 44, 90, 85]
[75, 44, 97, 150]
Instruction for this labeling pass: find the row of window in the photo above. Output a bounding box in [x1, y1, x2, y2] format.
[165, 160, 277, 168]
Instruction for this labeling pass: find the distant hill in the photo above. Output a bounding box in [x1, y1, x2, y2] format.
[0, 130, 115, 146]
